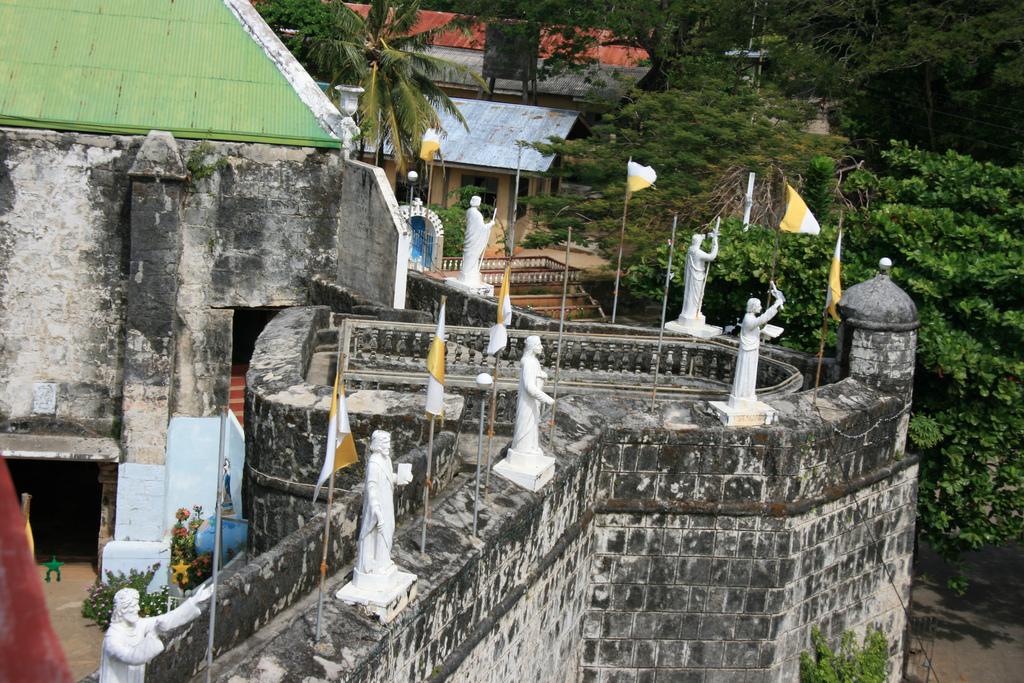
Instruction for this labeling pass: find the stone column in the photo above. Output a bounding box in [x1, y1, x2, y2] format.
[103, 131, 186, 585]
[837, 259, 919, 402]
[96, 462, 117, 564]
[121, 130, 187, 465]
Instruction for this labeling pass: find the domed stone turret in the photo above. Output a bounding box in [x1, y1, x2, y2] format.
[838, 259, 918, 331]
[837, 259, 918, 405]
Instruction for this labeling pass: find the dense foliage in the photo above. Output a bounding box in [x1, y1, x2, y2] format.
[847, 144, 1024, 568]
[82, 564, 168, 630]
[799, 627, 888, 683]
[525, 67, 845, 256]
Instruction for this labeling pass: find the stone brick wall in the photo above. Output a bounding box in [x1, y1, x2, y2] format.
[0, 127, 348, 440]
[337, 160, 409, 308]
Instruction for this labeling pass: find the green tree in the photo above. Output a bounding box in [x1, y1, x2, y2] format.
[255, 0, 334, 78]
[526, 66, 845, 265]
[764, 0, 1024, 164]
[846, 143, 1024, 572]
[310, 0, 483, 169]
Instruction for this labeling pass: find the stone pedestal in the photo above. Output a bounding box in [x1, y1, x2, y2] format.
[493, 448, 556, 492]
[665, 314, 722, 338]
[444, 277, 494, 297]
[709, 397, 777, 427]
[337, 566, 417, 624]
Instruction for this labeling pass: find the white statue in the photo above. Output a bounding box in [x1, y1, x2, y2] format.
[337, 430, 416, 622]
[494, 336, 557, 491]
[679, 229, 718, 322]
[99, 584, 212, 683]
[666, 224, 722, 337]
[353, 430, 413, 588]
[730, 284, 785, 407]
[459, 196, 496, 288]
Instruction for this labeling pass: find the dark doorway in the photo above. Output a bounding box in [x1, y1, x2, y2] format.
[6, 459, 101, 562]
[230, 308, 279, 421]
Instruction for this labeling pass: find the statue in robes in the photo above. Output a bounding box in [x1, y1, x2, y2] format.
[730, 283, 785, 408]
[677, 228, 719, 323]
[99, 584, 212, 683]
[459, 196, 496, 287]
[353, 431, 413, 589]
[509, 336, 555, 458]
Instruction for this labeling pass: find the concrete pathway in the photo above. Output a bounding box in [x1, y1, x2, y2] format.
[40, 562, 103, 680]
[907, 542, 1024, 682]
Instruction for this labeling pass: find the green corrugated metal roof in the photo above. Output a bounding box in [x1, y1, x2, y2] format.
[0, 0, 339, 147]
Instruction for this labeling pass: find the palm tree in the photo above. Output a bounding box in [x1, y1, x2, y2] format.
[312, 0, 483, 170]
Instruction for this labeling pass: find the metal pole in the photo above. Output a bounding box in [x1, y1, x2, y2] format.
[204, 408, 228, 682]
[611, 190, 631, 323]
[650, 215, 678, 408]
[472, 394, 486, 536]
[314, 470, 336, 641]
[483, 355, 500, 491]
[548, 226, 572, 439]
[420, 415, 436, 554]
[508, 146, 523, 256]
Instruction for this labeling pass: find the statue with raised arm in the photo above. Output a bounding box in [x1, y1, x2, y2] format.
[99, 583, 212, 683]
[353, 431, 413, 587]
[711, 283, 785, 426]
[337, 430, 416, 622]
[666, 224, 722, 338]
[459, 196, 496, 288]
[494, 336, 557, 491]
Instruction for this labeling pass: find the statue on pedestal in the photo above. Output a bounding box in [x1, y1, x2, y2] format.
[494, 336, 557, 491]
[710, 283, 785, 426]
[99, 584, 212, 683]
[665, 225, 722, 338]
[446, 196, 496, 295]
[337, 430, 416, 623]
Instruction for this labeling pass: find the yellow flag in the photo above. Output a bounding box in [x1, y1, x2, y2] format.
[826, 229, 843, 320]
[626, 159, 657, 193]
[779, 184, 821, 235]
[420, 128, 441, 161]
[487, 264, 512, 355]
[312, 366, 358, 501]
[425, 301, 446, 415]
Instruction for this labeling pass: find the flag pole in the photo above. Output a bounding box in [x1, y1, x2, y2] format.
[548, 226, 572, 439]
[611, 189, 631, 323]
[204, 407, 228, 681]
[421, 294, 446, 554]
[650, 215, 678, 408]
[420, 414, 435, 554]
[483, 354, 500, 491]
[813, 213, 843, 405]
[314, 343, 344, 641]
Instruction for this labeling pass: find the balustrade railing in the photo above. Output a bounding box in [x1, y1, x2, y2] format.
[337, 319, 801, 402]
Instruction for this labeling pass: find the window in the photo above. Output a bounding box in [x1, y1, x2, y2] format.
[461, 174, 499, 210]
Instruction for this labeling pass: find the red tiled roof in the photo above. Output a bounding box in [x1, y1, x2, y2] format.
[343, 3, 647, 67]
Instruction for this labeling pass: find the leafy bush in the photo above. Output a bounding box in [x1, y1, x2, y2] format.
[81, 563, 168, 630]
[799, 627, 888, 683]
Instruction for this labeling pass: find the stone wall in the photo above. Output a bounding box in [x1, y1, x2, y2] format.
[337, 160, 410, 309]
[0, 126, 347, 441]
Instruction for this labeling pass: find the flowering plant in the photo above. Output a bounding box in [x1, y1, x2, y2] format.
[81, 563, 168, 630]
[170, 505, 213, 589]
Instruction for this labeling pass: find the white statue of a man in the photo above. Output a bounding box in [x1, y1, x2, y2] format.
[510, 336, 555, 457]
[459, 196, 496, 287]
[730, 283, 785, 407]
[99, 583, 212, 683]
[353, 430, 413, 589]
[677, 228, 719, 323]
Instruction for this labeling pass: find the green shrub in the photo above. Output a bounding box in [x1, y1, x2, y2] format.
[799, 627, 888, 683]
[81, 563, 168, 630]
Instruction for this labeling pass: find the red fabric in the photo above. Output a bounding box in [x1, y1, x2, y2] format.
[0, 456, 73, 683]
